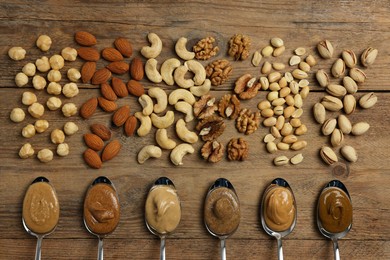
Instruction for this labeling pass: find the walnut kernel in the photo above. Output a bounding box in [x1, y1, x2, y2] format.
[193, 94, 218, 119]
[228, 34, 251, 60]
[201, 140, 225, 163]
[234, 74, 260, 100]
[196, 115, 226, 141]
[236, 108, 261, 135]
[193, 36, 219, 60]
[227, 138, 249, 161]
[205, 59, 233, 86]
[218, 94, 240, 119]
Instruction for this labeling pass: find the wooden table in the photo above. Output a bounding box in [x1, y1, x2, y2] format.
[0, 1, 389, 259]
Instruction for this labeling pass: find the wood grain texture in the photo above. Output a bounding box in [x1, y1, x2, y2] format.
[0, 0, 389, 259]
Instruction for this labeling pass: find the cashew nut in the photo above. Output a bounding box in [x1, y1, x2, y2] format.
[148, 87, 167, 113]
[190, 79, 211, 97]
[175, 37, 195, 60]
[151, 111, 175, 129]
[168, 89, 196, 105]
[137, 145, 162, 164]
[161, 58, 181, 85]
[135, 112, 152, 137]
[156, 129, 177, 150]
[174, 65, 194, 89]
[170, 143, 194, 166]
[139, 94, 154, 116]
[184, 60, 206, 85]
[141, 33, 162, 59]
[145, 58, 163, 83]
[176, 119, 198, 144]
[175, 101, 194, 122]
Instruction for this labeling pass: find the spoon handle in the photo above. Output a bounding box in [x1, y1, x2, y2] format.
[35, 236, 42, 260]
[220, 238, 226, 260]
[276, 237, 284, 260]
[333, 239, 340, 260]
[97, 237, 104, 260]
[160, 237, 166, 260]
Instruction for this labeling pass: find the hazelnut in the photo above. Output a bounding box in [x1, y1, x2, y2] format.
[15, 72, 29, 87]
[61, 47, 77, 61]
[62, 83, 79, 98]
[22, 91, 38, 105]
[67, 68, 81, 82]
[10, 108, 25, 123]
[32, 75, 47, 90]
[63, 121, 79, 135]
[22, 124, 36, 138]
[37, 149, 53, 163]
[51, 129, 65, 144]
[35, 56, 50, 72]
[47, 82, 62, 95]
[19, 143, 35, 159]
[22, 63, 36, 76]
[57, 143, 69, 157]
[49, 54, 64, 70]
[28, 102, 45, 118]
[62, 103, 77, 117]
[46, 97, 62, 110]
[34, 119, 49, 133]
[47, 69, 62, 82]
[8, 47, 26, 61]
[36, 35, 52, 51]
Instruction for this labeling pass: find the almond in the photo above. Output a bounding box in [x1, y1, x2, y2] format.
[75, 31, 97, 46]
[77, 47, 100, 61]
[84, 133, 104, 151]
[112, 77, 128, 98]
[112, 105, 130, 126]
[130, 57, 144, 80]
[114, 37, 133, 57]
[124, 115, 137, 136]
[98, 97, 117, 112]
[101, 83, 117, 101]
[90, 124, 112, 141]
[92, 68, 111, 85]
[102, 47, 123, 62]
[83, 149, 102, 169]
[127, 80, 145, 97]
[106, 61, 129, 74]
[102, 139, 121, 162]
[81, 62, 96, 83]
[80, 97, 98, 119]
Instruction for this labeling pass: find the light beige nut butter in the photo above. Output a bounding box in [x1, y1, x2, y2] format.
[22, 181, 60, 234]
[145, 185, 181, 234]
[318, 187, 352, 233]
[263, 185, 295, 232]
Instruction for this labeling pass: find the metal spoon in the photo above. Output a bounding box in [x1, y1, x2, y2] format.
[204, 178, 240, 260]
[260, 178, 297, 260]
[83, 176, 119, 260]
[22, 176, 59, 260]
[145, 177, 181, 260]
[317, 180, 352, 260]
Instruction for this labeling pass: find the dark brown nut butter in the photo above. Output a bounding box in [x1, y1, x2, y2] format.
[318, 187, 352, 233]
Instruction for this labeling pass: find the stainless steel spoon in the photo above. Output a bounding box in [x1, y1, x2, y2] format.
[317, 180, 352, 260]
[22, 177, 59, 260]
[260, 178, 297, 260]
[145, 177, 181, 260]
[204, 178, 240, 260]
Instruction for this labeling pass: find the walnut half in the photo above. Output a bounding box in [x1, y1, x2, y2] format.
[205, 59, 233, 86]
[227, 138, 249, 161]
[193, 36, 219, 60]
[234, 73, 261, 100]
[218, 94, 240, 119]
[228, 34, 251, 60]
[236, 108, 261, 135]
[193, 94, 217, 119]
[201, 140, 225, 163]
[196, 115, 226, 141]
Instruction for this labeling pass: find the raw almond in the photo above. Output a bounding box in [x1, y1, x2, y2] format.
[81, 61, 96, 83]
[114, 37, 133, 57]
[124, 115, 137, 136]
[77, 47, 100, 61]
[127, 79, 145, 97]
[92, 68, 111, 85]
[102, 139, 121, 162]
[90, 123, 112, 141]
[102, 47, 123, 62]
[84, 133, 104, 151]
[98, 97, 117, 112]
[80, 97, 98, 119]
[106, 61, 129, 74]
[83, 148, 102, 169]
[112, 105, 130, 126]
[100, 83, 117, 101]
[75, 31, 97, 46]
[130, 57, 144, 80]
[112, 77, 128, 98]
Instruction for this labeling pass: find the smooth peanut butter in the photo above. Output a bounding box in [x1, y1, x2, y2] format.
[204, 187, 240, 236]
[84, 183, 120, 235]
[145, 185, 181, 235]
[318, 187, 352, 233]
[22, 181, 60, 234]
[263, 185, 295, 232]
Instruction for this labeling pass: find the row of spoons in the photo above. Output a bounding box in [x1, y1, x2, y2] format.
[22, 176, 352, 260]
